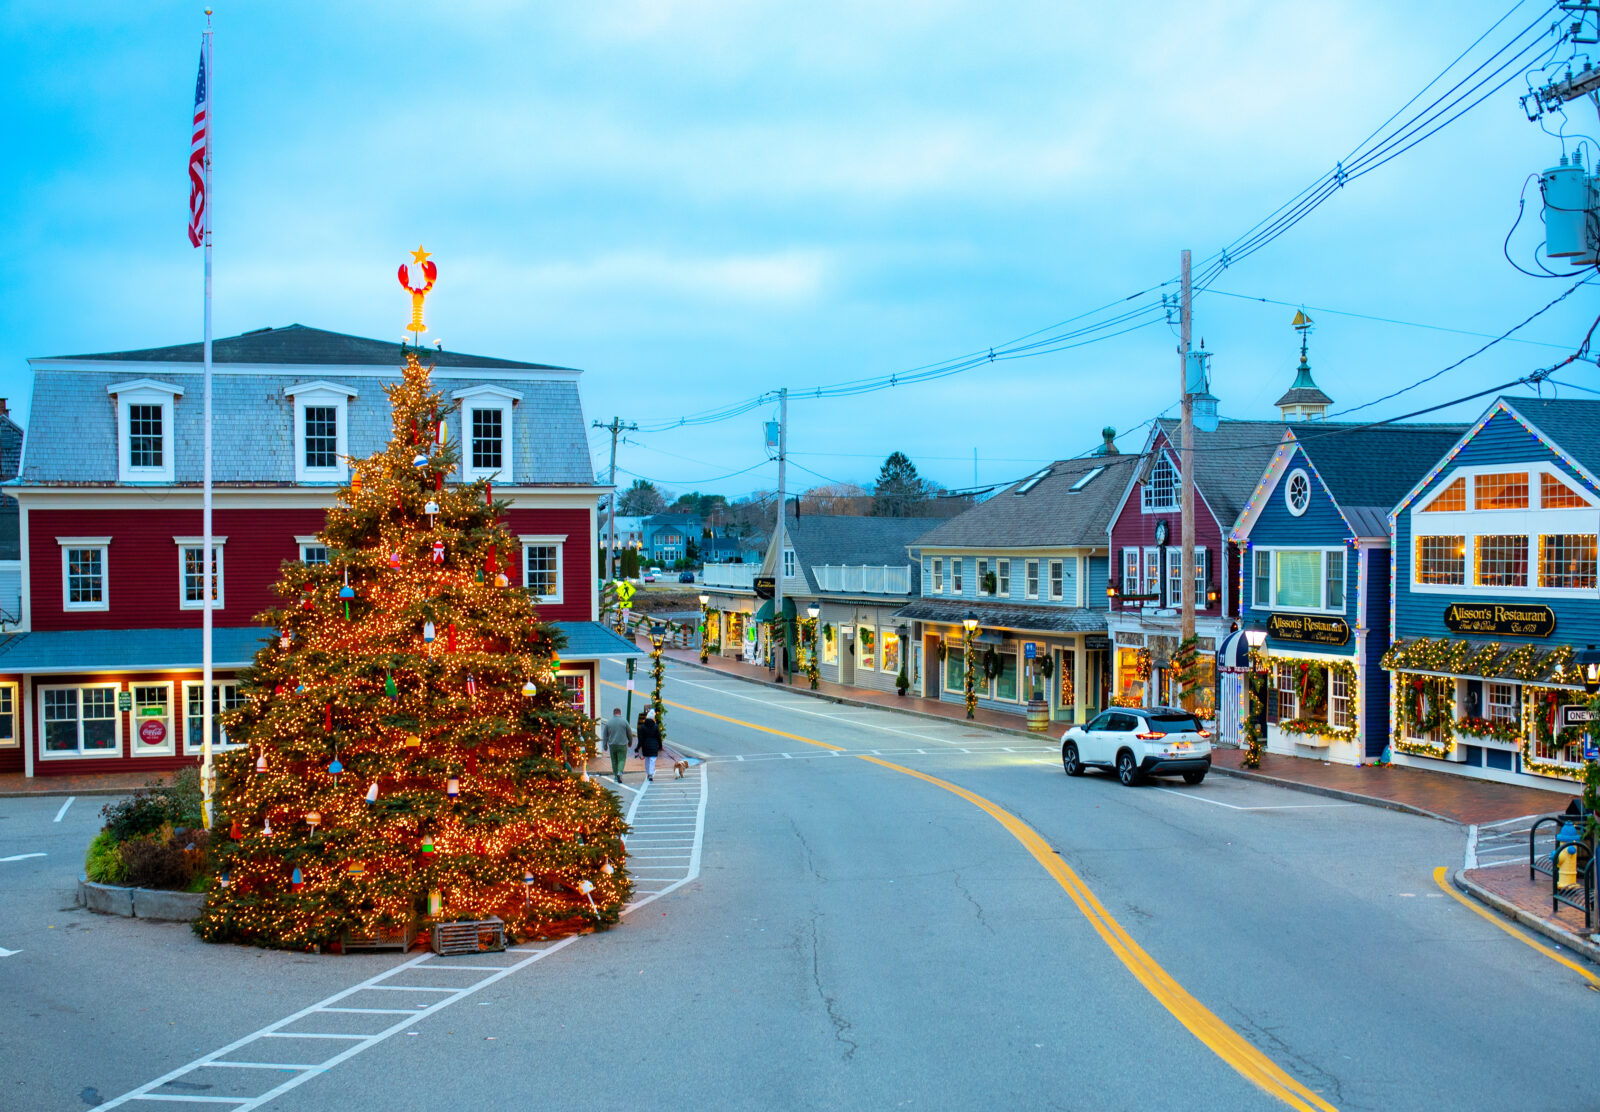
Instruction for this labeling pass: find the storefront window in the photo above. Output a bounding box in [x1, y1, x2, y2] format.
[858, 626, 876, 671]
[43, 686, 119, 755]
[1329, 668, 1350, 728]
[995, 652, 1017, 701]
[1116, 647, 1145, 704]
[1274, 662, 1299, 720]
[1057, 650, 1075, 715]
[881, 631, 901, 676]
[1475, 535, 1528, 588]
[821, 624, 838, 665]
[945, 643, 964, 691]
[1487, 682, 1517, 723]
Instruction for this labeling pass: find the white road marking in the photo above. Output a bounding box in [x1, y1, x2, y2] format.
[53, 797, 75, 822]
[93, 766, 709, 1112]
[0, 947, 20, 958]
[0, 853, 46, 862]
[1150, 788, 1355, 812]
[1465, 824, 1479, 870]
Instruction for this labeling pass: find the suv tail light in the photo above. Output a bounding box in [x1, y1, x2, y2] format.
[1135, 731, 1166, 740]
[1197, 728, 1212, 739]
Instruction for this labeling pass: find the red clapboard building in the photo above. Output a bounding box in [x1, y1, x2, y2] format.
[0, 324, 638, 778]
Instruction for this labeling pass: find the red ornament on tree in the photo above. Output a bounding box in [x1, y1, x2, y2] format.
[324, 703, 333, 732]
[432, 540, 445, 564]
[447, 622, 457, 652]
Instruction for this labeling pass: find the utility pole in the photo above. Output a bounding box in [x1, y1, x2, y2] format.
[772, 388, 789, 682]
[1179, 248, 1196, 710]
[593, 417, 636, 581]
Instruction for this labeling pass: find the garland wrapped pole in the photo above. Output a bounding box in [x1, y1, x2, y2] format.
[1241, 651, 1265, 768]
[649, 625, 667, 738]
[698, 597, 711, 664]
[802, 618, 820, 690]
[197, 252, 628, 948]
[963, 621, 978, 720]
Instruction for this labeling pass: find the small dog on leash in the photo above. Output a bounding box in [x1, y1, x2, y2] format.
[674, 758, 689, 778]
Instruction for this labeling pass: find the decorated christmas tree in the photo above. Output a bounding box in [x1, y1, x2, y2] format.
[195, 253, 630, 949]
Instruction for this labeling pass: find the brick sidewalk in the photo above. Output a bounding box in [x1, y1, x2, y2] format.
[0, 769, 177, 797]
[1464, 864, 1594, 940]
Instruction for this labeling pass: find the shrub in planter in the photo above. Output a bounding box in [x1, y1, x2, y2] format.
[84, 829, 128, 884]
[100, 768, 203, 841]
[119, 826, 210, 891]
[896, 663, 910, 695]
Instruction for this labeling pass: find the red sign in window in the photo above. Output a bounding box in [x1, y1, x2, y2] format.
[138, 719, 168, 746]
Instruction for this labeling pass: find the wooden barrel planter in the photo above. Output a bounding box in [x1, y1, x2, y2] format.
[1026, 699, 1051, 732]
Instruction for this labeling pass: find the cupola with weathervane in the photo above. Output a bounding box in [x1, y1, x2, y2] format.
[1275, 310, 1333, 421]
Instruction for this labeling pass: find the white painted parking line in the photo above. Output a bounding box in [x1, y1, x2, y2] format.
[53, 797, 75, 822]
[0, 853, 46, 862]
[0, 947, 21, 958]
[1151, 788, 1355, 811]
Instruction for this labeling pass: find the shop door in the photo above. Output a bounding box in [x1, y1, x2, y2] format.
[840, 636, 856, 685]
[923, 636, 941, 697]
[1218, 673, 1243, 746]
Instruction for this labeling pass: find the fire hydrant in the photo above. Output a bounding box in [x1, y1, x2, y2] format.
[1557, 821, 1580, 889]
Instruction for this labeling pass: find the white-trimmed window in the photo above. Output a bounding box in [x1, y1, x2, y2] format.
[175, 537, 225, 610]
[1273, 662, 1299, 721]
[1329, 668, 1351, 728]
[1253, 548, 1346, 613]
[184, 681, 244, 752]
[1142, 454, 1178, 512]
[1194, 548, 1209, 607]
[0, 683, 16, 748]
[1050, 559, 1065, 601]
[1165, 546, 1182, 607]
[997, 558, 1011, 597]
[858, 626, 877, 671]
[931, 557, 944, 594]
[1539, 534, 1598, 589]
[41, 684, 120, 758]
[1487, 682, 1518, 724]
[296, 536, 330, 565]
[286, 381, 356, 483]
[1284, 468, 1312, 517]
[1142, 547, 1159, 600]
[821, 624, 838, 664]
[1416, 535, 1466, 585]
[1028, 559, 1042, 599]
[108, 379, 183, 483]
[952, 559, 964, 595]
[880, 630, 901, 676]
[977, 558, 991, 595]
[520, 534, 565, 604]
[131, 683, 176, 757]
[783, 548, 797, 579]
[59, 537, 110, 611]
[557, 670, 589, 718]
[453, 386, 520, 483]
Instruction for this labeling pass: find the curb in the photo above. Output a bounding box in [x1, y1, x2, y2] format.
[1206, 766, 1457, 825]
[1451, 866, 1600, 967]
[78, 876, 204, 922]
[0, 786, 144, 800]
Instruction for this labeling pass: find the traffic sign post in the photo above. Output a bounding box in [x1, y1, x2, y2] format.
[1558, 704, 1598, 731]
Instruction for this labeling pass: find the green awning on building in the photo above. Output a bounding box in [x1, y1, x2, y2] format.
[753, 599, 775, 622]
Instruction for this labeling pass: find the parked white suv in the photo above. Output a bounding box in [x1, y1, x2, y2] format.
[1060, 706, 1212, 786]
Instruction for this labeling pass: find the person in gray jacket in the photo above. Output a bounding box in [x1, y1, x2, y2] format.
[600, 707, 635, 783]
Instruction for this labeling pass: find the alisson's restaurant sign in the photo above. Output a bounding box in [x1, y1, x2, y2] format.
[1266, 613, 1351, 646]
[1442, 602, 1556, 637]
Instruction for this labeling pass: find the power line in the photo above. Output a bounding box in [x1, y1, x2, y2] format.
[1203, 288, 1577, 349]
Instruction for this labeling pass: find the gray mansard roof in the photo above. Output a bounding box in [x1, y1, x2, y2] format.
[22, 325, 595, 486]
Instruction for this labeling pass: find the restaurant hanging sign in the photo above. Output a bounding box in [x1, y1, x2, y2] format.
[1266, 613, 1351, 646]
[1442, 602, 1555, 638]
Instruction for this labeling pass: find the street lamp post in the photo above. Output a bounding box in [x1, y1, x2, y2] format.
[1242, 625, 1268, 767]
[806, 603, 821, 690]
[698, 593, 711, 664]
[963, 613, 979, 720]
[649, 621, 667, 739]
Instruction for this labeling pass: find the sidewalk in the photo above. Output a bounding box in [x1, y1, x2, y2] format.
[0, 769, 176, 798]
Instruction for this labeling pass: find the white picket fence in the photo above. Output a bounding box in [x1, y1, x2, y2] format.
[810, 564, 912, 595]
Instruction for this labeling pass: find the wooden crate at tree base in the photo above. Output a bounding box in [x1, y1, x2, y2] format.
[431, 917, 506, 955]
[341, 919, 420, 953]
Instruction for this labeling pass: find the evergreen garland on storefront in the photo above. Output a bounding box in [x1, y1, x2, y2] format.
[1391, 672, 1454, 758]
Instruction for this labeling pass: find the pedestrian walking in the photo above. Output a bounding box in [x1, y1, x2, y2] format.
[635, 707, 663, 782]
[600, 707, 634, 783]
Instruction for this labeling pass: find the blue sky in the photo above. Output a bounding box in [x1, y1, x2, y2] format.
[6, 1, 1598, 497]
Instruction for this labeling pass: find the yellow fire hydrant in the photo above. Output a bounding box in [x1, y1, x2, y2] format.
[1556, 821, 1580, 888]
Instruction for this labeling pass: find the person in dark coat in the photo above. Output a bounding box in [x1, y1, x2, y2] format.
[635, 708, 664, 781]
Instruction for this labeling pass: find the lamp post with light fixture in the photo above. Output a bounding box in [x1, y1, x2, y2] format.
[1241, 624, 1268, 767]
[963, 613, 979, 719]
[649, 621, 667, 738]
[805, 603, 821, 689]
[698, 593, 711, 664]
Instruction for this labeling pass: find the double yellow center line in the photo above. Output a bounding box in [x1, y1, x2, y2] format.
[610, 679, 1336, 1111]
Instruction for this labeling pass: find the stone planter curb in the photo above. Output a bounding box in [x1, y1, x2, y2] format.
[78, 876, 204, 921]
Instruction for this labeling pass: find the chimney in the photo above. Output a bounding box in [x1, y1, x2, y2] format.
[0, 399, 9, 417]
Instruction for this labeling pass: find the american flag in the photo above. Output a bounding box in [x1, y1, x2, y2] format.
[187, 46, 208, 247]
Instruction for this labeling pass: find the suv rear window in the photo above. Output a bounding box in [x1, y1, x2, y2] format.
[1148, 712, 1202, 731]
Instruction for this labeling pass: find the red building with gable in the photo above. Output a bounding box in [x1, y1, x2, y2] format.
[0, 325, 637, 779]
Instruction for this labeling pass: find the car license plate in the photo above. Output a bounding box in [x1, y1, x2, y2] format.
[1170, 741, 1190, 750]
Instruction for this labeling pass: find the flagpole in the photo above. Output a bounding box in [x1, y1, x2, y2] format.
[200, 11, 215, 829]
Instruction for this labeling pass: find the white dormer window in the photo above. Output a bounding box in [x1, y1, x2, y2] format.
[108, 379, 184, 483]
[783, 548, 797, 578]
[285, 381, 357, 483]
[453, 386, 521, 484]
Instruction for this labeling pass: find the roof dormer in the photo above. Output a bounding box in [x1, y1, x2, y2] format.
[452, 385, 521, 484]
[285, 380, 358, 484]
[107, 378, 185, 483]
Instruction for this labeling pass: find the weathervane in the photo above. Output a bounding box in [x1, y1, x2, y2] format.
[397, 245, 437, 340]
[1292, 308, 1314, 366]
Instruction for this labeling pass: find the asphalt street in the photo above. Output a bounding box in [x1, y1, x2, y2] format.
[3, 656, 1597, 1111]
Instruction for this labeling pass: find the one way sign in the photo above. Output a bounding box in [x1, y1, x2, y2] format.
[1558, 703, 1598, 730]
